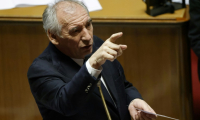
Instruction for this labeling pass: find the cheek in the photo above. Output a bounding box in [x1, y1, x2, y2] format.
[90, 26, 93, 35]
[71, 39, 81, 49]
[62, 38, 79, 49]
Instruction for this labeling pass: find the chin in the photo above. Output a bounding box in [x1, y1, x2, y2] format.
[79, 47, 93, 58]
[83, 50, 92, 58]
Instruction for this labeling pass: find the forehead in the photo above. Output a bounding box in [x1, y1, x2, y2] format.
[56, 2, 89, 27]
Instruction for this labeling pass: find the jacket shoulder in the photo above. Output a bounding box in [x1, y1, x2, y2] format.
[93, 35, 104, 47]
[27, 58, 61, 80]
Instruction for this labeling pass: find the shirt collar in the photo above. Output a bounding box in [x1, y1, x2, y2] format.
[71, 58, 84, 66]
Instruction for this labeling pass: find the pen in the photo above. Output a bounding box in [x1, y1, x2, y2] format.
[135, 108, 179, 120]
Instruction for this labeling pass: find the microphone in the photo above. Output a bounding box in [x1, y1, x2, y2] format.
[97, 80, 112, 120]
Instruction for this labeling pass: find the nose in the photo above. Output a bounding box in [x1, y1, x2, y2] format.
[81, 28, 91, 41]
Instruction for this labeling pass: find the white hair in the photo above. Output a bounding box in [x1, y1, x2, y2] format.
[42, 0, 89, 37]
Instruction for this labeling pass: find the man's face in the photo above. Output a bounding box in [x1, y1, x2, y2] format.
[55, 3, 93, 59]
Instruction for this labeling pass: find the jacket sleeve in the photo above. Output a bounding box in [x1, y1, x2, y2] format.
[27, 59, 99, 116]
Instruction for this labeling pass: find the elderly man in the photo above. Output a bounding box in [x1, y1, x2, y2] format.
[28, 0, 156, 120]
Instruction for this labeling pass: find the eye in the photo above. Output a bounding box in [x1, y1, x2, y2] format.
[74, 29, 79, 33]
[69, 27, 82, 36]
[86, 22, 91, 28]
[73, 27, 81, 33]
[86, 20, 92, 28]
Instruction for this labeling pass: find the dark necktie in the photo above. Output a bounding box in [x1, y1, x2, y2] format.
[100, 80, 116, 108]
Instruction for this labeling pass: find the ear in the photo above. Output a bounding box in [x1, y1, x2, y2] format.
[47, 30, 59, 45]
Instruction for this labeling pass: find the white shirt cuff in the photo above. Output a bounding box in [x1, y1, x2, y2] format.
[86, 60, 102, 78]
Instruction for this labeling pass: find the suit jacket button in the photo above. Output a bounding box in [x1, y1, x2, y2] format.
[85, 89, 88, 93]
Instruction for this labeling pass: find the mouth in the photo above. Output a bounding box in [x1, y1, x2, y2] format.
[82, 45, 92, 50]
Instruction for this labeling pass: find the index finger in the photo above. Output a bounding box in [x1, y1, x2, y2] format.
[108, 32, 123, 43]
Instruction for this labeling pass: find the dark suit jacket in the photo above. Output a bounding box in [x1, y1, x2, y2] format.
[27, 36, 142, 120]
[189, 0, 200, 80]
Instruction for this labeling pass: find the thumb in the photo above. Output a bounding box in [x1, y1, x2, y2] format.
[108, 32, 123, 43]
[119, 44, 127, 50]
[129, 105, 139, 120]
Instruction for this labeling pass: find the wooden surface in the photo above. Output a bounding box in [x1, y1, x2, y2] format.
[0, 22, 47, 120]
[0, 0, 188, 22]
[0, 0, 192, 120]
[90, 0, 185, 20]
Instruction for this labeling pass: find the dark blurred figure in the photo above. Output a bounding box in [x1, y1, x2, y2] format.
[188, 0, 200, 120]
[189, 0, 200, 80]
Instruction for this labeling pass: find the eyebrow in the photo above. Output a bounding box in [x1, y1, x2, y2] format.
[69, 18, 92, 33]
[87, 18, 92, 23]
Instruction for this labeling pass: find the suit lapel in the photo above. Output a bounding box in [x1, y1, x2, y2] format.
[48, 42, 81, 80]
[101, 61, 120, 108]
[90, 61, 120, 111]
